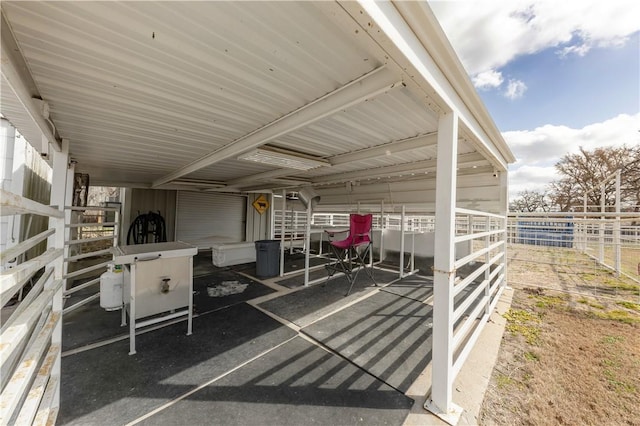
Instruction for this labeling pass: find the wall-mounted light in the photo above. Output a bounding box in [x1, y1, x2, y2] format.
[238, 147, 329, 171]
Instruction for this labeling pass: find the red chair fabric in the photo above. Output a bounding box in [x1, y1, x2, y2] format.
[330, 214, 372, 250]
[325, 213, 376, 296]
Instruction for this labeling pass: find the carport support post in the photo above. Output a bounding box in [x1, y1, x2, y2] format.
[399, 205, 405, 278]
[48, 139, 70, 409]
[599, 184, 605, 263]
[280, 189, 286, 277]
[614, 169, 621, 277]
[304, 205, 312, 286]
[426, 111, 463, 423]
[379, 200, 385, 263]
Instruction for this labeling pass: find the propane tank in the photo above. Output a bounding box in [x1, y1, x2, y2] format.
[100, 263, 124, 311]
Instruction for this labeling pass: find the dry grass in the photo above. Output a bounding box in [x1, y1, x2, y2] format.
[480, 246, 640, 426]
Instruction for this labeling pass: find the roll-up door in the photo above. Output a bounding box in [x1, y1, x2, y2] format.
[176, 191, 246, 245]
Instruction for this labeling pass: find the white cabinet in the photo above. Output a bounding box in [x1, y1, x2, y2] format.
[114, 241, 198, 354]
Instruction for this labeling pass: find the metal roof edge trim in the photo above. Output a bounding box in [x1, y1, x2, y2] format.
[394, 1, 516, 164]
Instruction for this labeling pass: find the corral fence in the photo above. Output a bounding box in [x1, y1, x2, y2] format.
[63, 205, 119, 314]
[506, 212, 640, 303]
[1, 188, 64, 425]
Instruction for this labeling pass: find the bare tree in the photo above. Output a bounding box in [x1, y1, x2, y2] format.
[549, 145, 640, 212]
[548, 178, 579, 212]
[510, 189, 550, 212]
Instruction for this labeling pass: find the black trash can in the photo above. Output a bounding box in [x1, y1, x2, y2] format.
[255, 240, 280, 278]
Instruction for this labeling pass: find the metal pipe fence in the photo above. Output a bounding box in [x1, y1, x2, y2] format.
[1, 188, 64, 425]
[506, 213, 640, 303]
[63, 206, 120, 314]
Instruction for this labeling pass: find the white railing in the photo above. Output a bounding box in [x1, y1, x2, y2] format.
[450, 208, 507, 376]
[1, 188, 64, 425]
[311, 212, 435, 232]
[63, 205, 120, 314]
[507, 212, 640, 283]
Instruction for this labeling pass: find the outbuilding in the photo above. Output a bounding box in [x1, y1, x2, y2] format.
[1, 2, 515, 424]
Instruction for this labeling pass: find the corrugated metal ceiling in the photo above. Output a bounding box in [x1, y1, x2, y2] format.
[2, 1, 495, 191]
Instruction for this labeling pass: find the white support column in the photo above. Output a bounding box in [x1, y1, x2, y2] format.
[269, 193, 276, 240]
[426, 111, 462, 423]
[289, 205, 295, 255]
[48, 140, 69, 281]
[62, 160, 75, 293]
[0, 119, 16, 261]
[47, 139, 69, 410]
[599, 185, 605, 263]
[120, 188, 132, 246]
[614, 170, 621, 277]
[379, 200, 385, 263]
[500, 171, 509, 288]
[581, 193, 587, 251]
[0, 119, 16, 190]
[279, 189, 286, 277]
[399, 205, 406, 279]
[304, 207, 312, 286]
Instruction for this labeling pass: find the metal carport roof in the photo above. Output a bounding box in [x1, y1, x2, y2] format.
[1, 0, 514, 212]
[1, 2, 516, 423]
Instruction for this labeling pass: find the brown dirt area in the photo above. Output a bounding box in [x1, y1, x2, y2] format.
[479, 245, 640, 426]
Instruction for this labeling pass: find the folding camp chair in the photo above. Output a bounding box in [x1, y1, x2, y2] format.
[325, 213, 377, 296]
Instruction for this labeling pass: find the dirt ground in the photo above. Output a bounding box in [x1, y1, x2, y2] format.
[479, 245, 640, 426]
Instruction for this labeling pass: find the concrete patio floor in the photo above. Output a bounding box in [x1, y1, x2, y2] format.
[59, 251, 511, 425]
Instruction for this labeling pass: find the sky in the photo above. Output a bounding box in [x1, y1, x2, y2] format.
[428, 0, 640, 199]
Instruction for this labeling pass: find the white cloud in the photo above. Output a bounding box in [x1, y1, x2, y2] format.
[556, 43, 591, 58]
[429, 0, 640, 74]
[472, 69, 504, 90]
[508, 165, 559, 197]
[504, 79, 527, 99]
[505, 113, 640, 198]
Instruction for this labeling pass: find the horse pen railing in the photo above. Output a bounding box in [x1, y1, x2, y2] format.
[449, 208, 507, 375]
[63, 205, 119, 314]
[507, 212, 640, 302]
[1, 188, 65, 425]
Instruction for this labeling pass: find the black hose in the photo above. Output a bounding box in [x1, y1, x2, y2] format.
[126, 211, 168, 244]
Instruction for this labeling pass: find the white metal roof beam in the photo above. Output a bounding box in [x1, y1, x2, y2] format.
[346, 1, 514, 170]
[0, 12, 60, 153]
[328, 132, 437, 165]
[225, 169, 295, 187]
[224, 132, 438, 188]
[312, 152, 486, 185]
[153, 66, 402, 188]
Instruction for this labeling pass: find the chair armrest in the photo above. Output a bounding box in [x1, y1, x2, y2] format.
[324, 229, 349, 238]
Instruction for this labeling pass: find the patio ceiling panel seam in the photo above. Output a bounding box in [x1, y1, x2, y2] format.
[152, 66, 402, 188]
[312, 152, 487, 185]
[222, 133, 439, 190]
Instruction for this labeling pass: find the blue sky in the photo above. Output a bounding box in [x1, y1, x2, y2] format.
[429, 0, 640, 198]
[481, 32, 639, 131]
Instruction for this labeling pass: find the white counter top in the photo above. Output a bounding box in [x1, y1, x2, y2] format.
[114, 241, 197, 264]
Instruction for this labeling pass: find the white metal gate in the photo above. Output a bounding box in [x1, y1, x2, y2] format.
[63, 205, 120, 314]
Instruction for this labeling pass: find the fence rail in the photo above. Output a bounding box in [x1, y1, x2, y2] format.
[0, 188, 64, 425]
[507, 213, 640, 282]
[450, 208, 507, 379]
[506, 213, 640, 304]
[63, 205, 119, 315]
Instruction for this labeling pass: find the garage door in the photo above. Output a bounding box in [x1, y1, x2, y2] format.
[176, 191, 246, 245]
